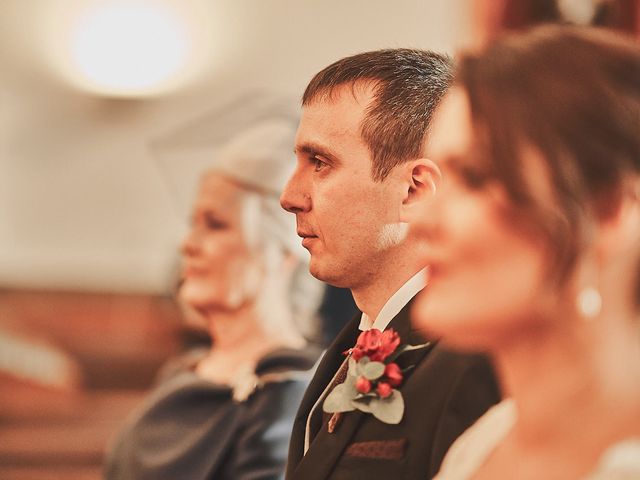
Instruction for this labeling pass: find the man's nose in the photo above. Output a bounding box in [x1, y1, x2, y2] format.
[280, 169, 311, 214]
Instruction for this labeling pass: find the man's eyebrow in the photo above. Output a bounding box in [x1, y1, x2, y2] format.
[295, 143, 340, 165]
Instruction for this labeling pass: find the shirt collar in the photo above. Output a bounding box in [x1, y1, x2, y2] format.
[358, 267, 427, 332]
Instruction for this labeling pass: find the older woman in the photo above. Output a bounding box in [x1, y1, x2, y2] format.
[410, 27, 640, 479]
[105, 120, 323, 480]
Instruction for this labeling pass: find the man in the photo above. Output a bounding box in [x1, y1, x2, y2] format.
[280, 49, 500, 479]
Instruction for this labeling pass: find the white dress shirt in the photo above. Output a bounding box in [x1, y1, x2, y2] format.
[303, 268, 427, 453]
[358, 268, 428, 332]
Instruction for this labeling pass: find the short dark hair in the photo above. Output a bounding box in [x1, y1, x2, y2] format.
[457, 26, 640, 293]
[302, 49, 453, 181]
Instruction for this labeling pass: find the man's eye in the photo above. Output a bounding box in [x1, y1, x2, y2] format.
[312, 157, 328, 172]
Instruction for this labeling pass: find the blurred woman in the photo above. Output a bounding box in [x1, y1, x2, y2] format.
[410, 27, 640, 479]
[471, 0, 639, 48]
[105, 120, 323, 480]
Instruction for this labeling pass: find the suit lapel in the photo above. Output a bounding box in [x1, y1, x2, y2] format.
[287, 314, 362, 475]
[386, 300, 437, 371]
[291, 300, 435, 479]
[292, 406, 366, 479]
[386, 298, 425, 343]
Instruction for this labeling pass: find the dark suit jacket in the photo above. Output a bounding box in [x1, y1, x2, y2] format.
[286, 302, 500, 480]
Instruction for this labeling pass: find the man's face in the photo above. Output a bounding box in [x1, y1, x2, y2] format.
[280, 85, 406, 289]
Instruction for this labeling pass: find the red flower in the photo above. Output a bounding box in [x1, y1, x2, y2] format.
[350, 328, 401, 362]
[376, 382, 393, 398]
[356, 376, 372, 394]
[384, 362, 403, 387]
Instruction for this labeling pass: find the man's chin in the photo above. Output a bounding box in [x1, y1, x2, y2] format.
[308, 258, 331, 281]
[308, 260, 351, 289]
[308, 261, 326, 282]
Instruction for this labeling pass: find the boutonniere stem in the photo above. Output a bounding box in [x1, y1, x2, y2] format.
[327, 412, 343, 433]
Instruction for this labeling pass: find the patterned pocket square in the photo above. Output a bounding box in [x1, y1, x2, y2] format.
[344, 438, 407, 460]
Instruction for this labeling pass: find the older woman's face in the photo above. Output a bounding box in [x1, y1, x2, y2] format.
[410, 89, 552, 350]
[180, 173, 262, 313]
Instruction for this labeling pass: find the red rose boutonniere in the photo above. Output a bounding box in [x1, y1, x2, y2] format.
[323, 328, 429, 425]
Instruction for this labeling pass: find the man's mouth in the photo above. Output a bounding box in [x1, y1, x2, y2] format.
[298, 231, 318, 249]
[297, 230, 317, 239]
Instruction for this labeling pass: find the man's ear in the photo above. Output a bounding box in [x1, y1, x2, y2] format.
[399, 158, 441, 222]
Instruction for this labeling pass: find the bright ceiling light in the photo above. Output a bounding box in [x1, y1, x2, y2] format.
[71, 3, 188, 93]
[65, 2, 192, 96]
[40, 0, 218, 97]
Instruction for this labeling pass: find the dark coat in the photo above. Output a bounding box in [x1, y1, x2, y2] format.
[286, 302, 501, 480]
[105, 348, 319, 480]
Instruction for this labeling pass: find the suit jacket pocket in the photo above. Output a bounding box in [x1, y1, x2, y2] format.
[344, 438, 407, 461]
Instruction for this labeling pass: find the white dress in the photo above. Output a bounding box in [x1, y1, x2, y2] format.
[434, 399, 640, 480]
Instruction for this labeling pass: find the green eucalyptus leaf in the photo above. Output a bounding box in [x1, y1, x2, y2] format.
[342, 371, 358, 396]
[354, 392, 376, 399]
[362, 361, 385, 380]
[354, 357, 370, 376]
[323, 383, 357, 413]
[348, 357, 358, 377]
[368, 391, 405, 424]
[352, 394, 374, 403]
[351, 396, 373, 413]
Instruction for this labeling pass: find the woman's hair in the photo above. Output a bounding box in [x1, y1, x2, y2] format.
[210, 119, 324, 339]
[455, 26, 640, 294]
[495, 0, 639, 34]
[239, 187, 324, 340]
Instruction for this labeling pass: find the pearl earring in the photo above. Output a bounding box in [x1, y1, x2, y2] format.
[576, 286, 602, 319]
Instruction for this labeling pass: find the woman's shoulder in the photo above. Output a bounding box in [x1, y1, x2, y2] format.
[434, 399, 516, 479]
[434, 402, 640, 480]
[255, 344, 322, 375]
[154, 347, 208, 383]
[587, 438, 640, 480]
[231, 345, 322, 403]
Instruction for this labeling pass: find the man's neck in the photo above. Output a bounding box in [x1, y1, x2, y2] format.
[351, 264, 425, 323]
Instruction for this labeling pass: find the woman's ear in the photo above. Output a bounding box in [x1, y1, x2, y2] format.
[596, 179, 640, 261]
[399, 158, 441, 223]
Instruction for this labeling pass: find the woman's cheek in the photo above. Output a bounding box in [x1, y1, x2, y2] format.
[222, 249, 262, 308]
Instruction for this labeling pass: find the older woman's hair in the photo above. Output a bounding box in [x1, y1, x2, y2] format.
[455, 26, 640, 295]
[208, 119, 325, 338]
